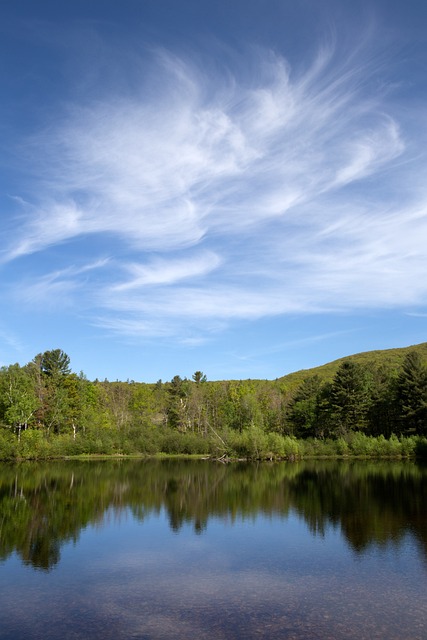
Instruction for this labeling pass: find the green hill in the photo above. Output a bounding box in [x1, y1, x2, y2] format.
[278, 342, 427, 392]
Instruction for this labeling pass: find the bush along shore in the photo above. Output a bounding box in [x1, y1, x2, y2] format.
[0, 428, 426, 462]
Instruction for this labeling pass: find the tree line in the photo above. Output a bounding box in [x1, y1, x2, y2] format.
[0, 348, 426, 459]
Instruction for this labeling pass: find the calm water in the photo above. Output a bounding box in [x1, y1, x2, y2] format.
[0, 459, 426, 640]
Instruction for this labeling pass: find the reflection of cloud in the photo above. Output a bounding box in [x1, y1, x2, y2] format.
[3, 37, 427, 342]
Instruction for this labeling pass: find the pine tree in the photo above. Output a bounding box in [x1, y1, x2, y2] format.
[327, 361, 372, 436]
[396, 352, 427, 435]
[289, 375, 323, 438]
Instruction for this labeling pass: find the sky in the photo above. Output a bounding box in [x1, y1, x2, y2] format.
[1, 0, 427, 382]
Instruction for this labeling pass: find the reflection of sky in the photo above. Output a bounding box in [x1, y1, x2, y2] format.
[59, 505, 425, 581]
[1, 508, 426, 640]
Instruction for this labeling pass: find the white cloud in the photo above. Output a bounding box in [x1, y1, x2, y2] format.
[0, 328, 25, 357]
[14, 260, 109, 309]
[332, 118, 403, 187]
[111, 251, 221, 290]
[2, 35, 426, 342]
[1, 200, 83, 262]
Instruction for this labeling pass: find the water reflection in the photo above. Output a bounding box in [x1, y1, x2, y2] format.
[0, 459, 426, 571]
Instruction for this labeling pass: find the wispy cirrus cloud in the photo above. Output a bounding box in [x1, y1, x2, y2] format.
[111, 251, 222, 291]
[0, 328, 25, 360]
[2, 34, 426, 343]
[12, 259, 110, 309]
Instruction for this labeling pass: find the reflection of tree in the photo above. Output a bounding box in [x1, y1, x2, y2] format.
[287, 462, 427, 555]
[0, 460, 426, 571]
[0, 465, 97, 571]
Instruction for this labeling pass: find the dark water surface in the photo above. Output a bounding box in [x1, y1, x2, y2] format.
[0, 459, 426, 639]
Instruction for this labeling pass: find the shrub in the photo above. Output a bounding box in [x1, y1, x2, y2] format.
[348, 432, 375, 456]
[18, 430, 51, 459]
[282, 435, 301, 457]
[335, 437, 350, 456]
[266, 432, 286, 459]
[383, 434, 402, 456]
[0, 429, 18, 460]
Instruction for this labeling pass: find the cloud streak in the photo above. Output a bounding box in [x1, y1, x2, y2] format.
[2, 34, 426, 343]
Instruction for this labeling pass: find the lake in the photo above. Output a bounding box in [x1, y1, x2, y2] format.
[0, 459, 426, 639]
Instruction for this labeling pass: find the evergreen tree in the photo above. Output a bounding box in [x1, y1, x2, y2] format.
[29, 350, 72, 433]
[38, 349, 71, 379]
[396, 351, 427, 435]
[327, 361, 372, 436]
[192, 371, 207, 384]
[366, 366, 399, 437]
[167, 376, 189, 431]
[289, 375, 323, 438]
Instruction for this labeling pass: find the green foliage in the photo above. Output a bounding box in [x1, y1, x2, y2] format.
[17, 430, 51, 459]
[0, 429, 18, 459]
[159, 429, 214, 455]
[166, 375, 190, 431]
[192, 371, 207, 384]
[327, 361, 372, 435]
[366, 366, 399, 437]
[414, 437, 427, 457]
[0, 364, 39, 433]
[278, 342, 427, 390]
[1, 344, 427, 460]
[288, 375, 322, 438]
[396, 351, 427, 435]
[38, 349, 71, 378]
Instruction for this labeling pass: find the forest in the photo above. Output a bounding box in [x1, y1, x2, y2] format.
[1, 345, 427, 460]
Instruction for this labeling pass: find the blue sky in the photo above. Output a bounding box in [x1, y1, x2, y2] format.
[1, 0, 427, 382]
